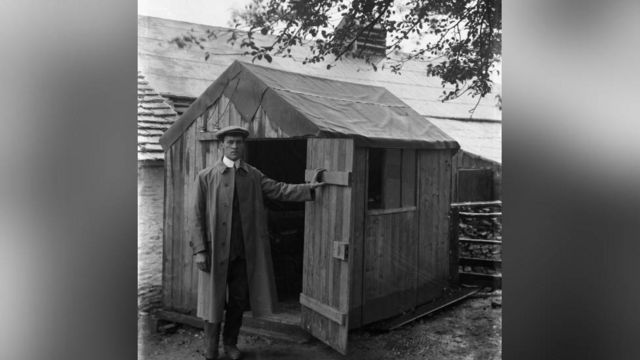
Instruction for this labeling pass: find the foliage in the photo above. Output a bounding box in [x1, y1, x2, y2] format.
[229, 0, 501, 102]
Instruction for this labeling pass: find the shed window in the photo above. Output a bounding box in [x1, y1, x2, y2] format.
[367, 149, 416, 210]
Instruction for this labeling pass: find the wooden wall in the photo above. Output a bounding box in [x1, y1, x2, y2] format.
[452, 150, 502, 201]
[358, 148, 454, 325]
[362, 209, 418, 324]
[163, 95, 290, 313]
[361, 148, 419, 324]
[416, 150, 455, 304]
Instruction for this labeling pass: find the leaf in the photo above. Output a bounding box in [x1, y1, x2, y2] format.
[264, 54, 272, 63]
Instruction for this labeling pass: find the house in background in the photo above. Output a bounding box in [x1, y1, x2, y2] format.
[137, 13, 501, 310]
[137, 72, 178, 311]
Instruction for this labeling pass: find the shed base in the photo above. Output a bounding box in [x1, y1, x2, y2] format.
[365, 286, 481, 331]
[155, 302, 310, 344]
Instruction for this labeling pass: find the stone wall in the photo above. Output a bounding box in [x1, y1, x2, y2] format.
[138, 163, 164, 312]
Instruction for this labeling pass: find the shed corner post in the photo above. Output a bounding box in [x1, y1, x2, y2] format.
[448, 205, 460, 286]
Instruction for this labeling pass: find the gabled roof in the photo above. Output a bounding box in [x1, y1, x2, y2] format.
[160, 61, 459, 151]
[138, 15, 501, 122]
[138, 72, 178, 161]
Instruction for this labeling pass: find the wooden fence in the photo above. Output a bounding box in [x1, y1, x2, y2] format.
[450, 200, 502, 289]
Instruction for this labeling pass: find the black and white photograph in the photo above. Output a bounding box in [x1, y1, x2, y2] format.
[4, 1, 640, 360]
[5, 0, 640, 359]
[137, 1, 501, 358]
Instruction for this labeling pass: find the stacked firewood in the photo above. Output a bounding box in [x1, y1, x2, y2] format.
[456, 203, 502, 276]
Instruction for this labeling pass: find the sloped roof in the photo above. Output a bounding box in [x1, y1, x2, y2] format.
[138, 72, 178, 161]
[160, 61, 459, 150]
[428, 117, 501, 163]
[138, 15, 501, 122]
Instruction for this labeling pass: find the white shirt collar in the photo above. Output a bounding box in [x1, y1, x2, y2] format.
[222, 156, 240, 169]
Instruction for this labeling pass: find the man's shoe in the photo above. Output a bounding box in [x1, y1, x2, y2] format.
[223, 345, 242, 360]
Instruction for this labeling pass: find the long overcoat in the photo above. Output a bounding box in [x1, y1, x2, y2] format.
[192, 160, 314, 322]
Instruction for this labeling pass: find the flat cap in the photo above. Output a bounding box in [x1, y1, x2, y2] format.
[215, 125, 250, 140]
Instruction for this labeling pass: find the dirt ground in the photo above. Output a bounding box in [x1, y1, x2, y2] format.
[139, 291, 501, 360]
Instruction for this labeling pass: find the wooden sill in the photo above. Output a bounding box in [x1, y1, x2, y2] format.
[366, 206, 417, 216]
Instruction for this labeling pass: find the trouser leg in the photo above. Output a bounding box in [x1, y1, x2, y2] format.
[204, 321, 220, 359]
[223, 258, 249, 346]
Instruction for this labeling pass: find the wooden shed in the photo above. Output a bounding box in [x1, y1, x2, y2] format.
[158, 60, 462, 354]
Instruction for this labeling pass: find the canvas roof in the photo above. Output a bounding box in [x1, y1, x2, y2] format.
[160, 61, 459, 150]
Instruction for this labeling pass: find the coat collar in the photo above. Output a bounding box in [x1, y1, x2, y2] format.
[213, 158, 249, 174]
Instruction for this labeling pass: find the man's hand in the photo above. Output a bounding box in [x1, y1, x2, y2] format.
[195, 252, 210, 272]
[310, 182, 325, 189]
[310, 169, 326, 189]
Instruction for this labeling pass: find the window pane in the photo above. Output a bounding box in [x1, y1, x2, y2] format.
[382, 149, 402, 209]
[367, 148, 383, 209]
[368, 148, 417, 210]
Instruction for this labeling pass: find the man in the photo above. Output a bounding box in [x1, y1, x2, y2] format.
[192, 125, 324, 360]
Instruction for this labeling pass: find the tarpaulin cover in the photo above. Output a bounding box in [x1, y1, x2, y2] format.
[160, 60, 459, 150]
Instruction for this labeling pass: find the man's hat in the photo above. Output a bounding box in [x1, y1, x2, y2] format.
[216, 125, 250, 140]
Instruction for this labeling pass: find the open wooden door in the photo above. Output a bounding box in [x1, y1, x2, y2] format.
[301, 138, 354, 354]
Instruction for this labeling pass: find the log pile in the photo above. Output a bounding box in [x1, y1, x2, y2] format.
[452, 201, 502, 286]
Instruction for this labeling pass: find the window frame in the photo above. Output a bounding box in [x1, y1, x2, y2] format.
[366, 148, 417, 213]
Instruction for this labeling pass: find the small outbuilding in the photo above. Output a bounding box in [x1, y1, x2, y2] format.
[159, 60, 462, 354]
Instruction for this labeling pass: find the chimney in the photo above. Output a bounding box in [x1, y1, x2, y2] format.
[336, 16, 387, 59]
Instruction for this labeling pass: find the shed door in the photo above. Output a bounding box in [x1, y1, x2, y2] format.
[301, 138, 354, 355]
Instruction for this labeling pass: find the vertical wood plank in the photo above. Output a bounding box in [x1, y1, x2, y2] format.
[206, 99, 220, 130]
[253, 107, 265, 138]
[162, 147, 174, 309]
[433, 151, 443, 281]
[417, 150, 437, 304]
[337, 140, 351, 317]
[173, 136, 186, 311]
[228, 101, 238, 126]
[329, 140, 342, 304]
[318, 139, 327, 305]
[348, 147, 366, 329]
[401, 149, 416, 207]
[218, 95, 229, 128]
[182, 123, 197, 311]
[192, 115, 208, 311]
[441, 152, 453, 280]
